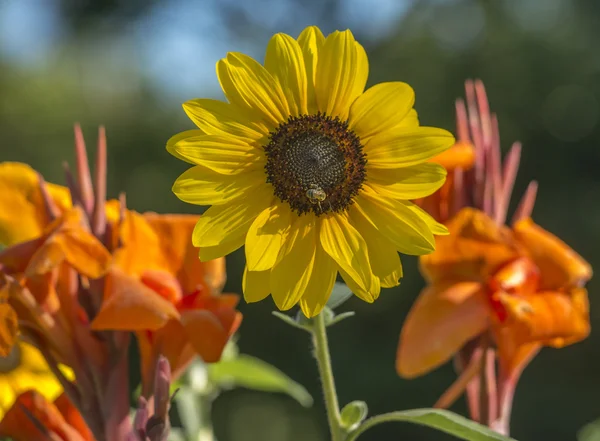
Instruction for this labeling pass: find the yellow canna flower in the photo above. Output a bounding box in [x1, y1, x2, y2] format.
[168, 26, 454, 317]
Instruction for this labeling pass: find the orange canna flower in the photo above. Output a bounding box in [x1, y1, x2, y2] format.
[90, 210, 241, 394]
[0, 125, 236, 440]
[397, 207, 592, 379]
[0, 391, 94, 441]
[397, 80, 592, 435]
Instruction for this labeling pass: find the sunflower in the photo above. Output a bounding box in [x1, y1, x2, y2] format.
[168, 26, 454, 317]
[0, 341, 66, 419]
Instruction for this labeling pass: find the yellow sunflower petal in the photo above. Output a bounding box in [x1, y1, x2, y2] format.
[353, 186, 436, 255]
[349, 82, 415, 140]
[402, 200, 449, 236]
[320, 213, 379, 301]
[199, 234, 245, 261]
[299, 244, 337, 318]
[297, 26, 325, 114]
[366, 127, 455, 169]
[398, 109, 419, 128]
[217, 53, 290, 129]
[315, 30, 368, 120]
[367, 163, 447, 200]
[245, 203, 292, 271]
[265, 33, 308, 116]
[349, 209, 403, 288]
[270, 214, 317, 310]
[168, 134, 263, 174]
[338, 266, 381, 303]
[166, 130, 205, 164]
[183, 98, 267, 139]
[192, 187, 273, 248]
[242, 266, 271, 303]
[173, 165, 263, 206]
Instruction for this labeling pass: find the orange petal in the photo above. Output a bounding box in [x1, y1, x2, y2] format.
[143, 213, 227, 294]
[421, 208, 521, 284]
[17, 208, 112, 279]
[140, 269, 183, 305]
[180, 309, 237, 363]
[428, 141, 475, 170]
[115, 212, 226, 295]
[90, 268, 180, 331]
[0, 162, 71, 247]
[53, 394, 94, 441]
[488, 257, 540, 298]
[513, 218, 592, 290]
[494, 336, 540, 381]
[495, 288, 589, 348]
[0, 237, 45, 274]
[0, 390, 88, 441]
[397, 281, 489, 378]
[56, 228, 112, 279]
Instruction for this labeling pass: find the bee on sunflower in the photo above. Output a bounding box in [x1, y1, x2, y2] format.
[168, 26, 455, 317]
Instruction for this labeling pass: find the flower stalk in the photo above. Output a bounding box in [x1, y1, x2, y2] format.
[311, 311, 343, 441]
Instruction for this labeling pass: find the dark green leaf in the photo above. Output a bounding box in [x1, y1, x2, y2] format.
[347, 409, 516, 441]
[208, 354, 313, 407]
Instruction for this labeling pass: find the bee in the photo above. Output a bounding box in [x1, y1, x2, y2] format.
[306, 184, 327, 210]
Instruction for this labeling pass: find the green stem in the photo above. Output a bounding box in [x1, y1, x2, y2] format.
[346, 413, 401, 441]
[312, 312, 343, 441]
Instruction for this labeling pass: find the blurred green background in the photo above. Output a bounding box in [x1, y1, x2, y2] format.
[1, 0, 599, 439]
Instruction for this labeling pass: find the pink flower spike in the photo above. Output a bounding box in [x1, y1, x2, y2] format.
[474, 80, 493, 148]
[452, 167, 466, 218]
[63, 161, 83, 209]
[36, 172, 60, 221]
[133, 397, 150, 437]
[511, 180, 538, 225]
[498, 142, 522, 225]
[74, 124, 94, 216]
[455, 99, 470, 142]
[92, 126, 107, 237]
[465, 80, 485, 207]
[490, 114, 504, 224]
[153, 356, 172, 419]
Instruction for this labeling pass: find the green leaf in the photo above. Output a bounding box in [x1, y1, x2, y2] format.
[271, 311, 311, 332]
[347, 409, 516, 441]
[173, 388, 201, 438]
[328, 311, 356, 326]
[578, 418, 600, 441]
[340, 401, 368, 431]
[208, 354, 313, 407]
[326, 282, 353, 309]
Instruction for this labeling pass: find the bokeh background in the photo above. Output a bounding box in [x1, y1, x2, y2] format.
[1, 0, 599, 439]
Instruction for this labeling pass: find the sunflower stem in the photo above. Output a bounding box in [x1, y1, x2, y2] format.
[311, 311, 343, 441]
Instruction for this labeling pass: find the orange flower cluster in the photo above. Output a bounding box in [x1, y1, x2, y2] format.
[399, 208, 591, 378]
[398, 80, 592, 434]
[0, 126, 240, 440]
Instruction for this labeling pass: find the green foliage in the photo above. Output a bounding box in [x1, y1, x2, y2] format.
[347, 409, 516, 441]
[340, 401, 369, 431]
[326, 282, 354, 309]
[578, 418, 600, 441]
[208, 354, 313, 407]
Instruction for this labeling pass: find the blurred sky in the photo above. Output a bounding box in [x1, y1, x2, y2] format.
[0, 0, 414, 100]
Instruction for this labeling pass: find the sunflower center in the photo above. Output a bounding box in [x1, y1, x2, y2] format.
[0, 344, 21, 373]
[264, 113, 366, 215]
